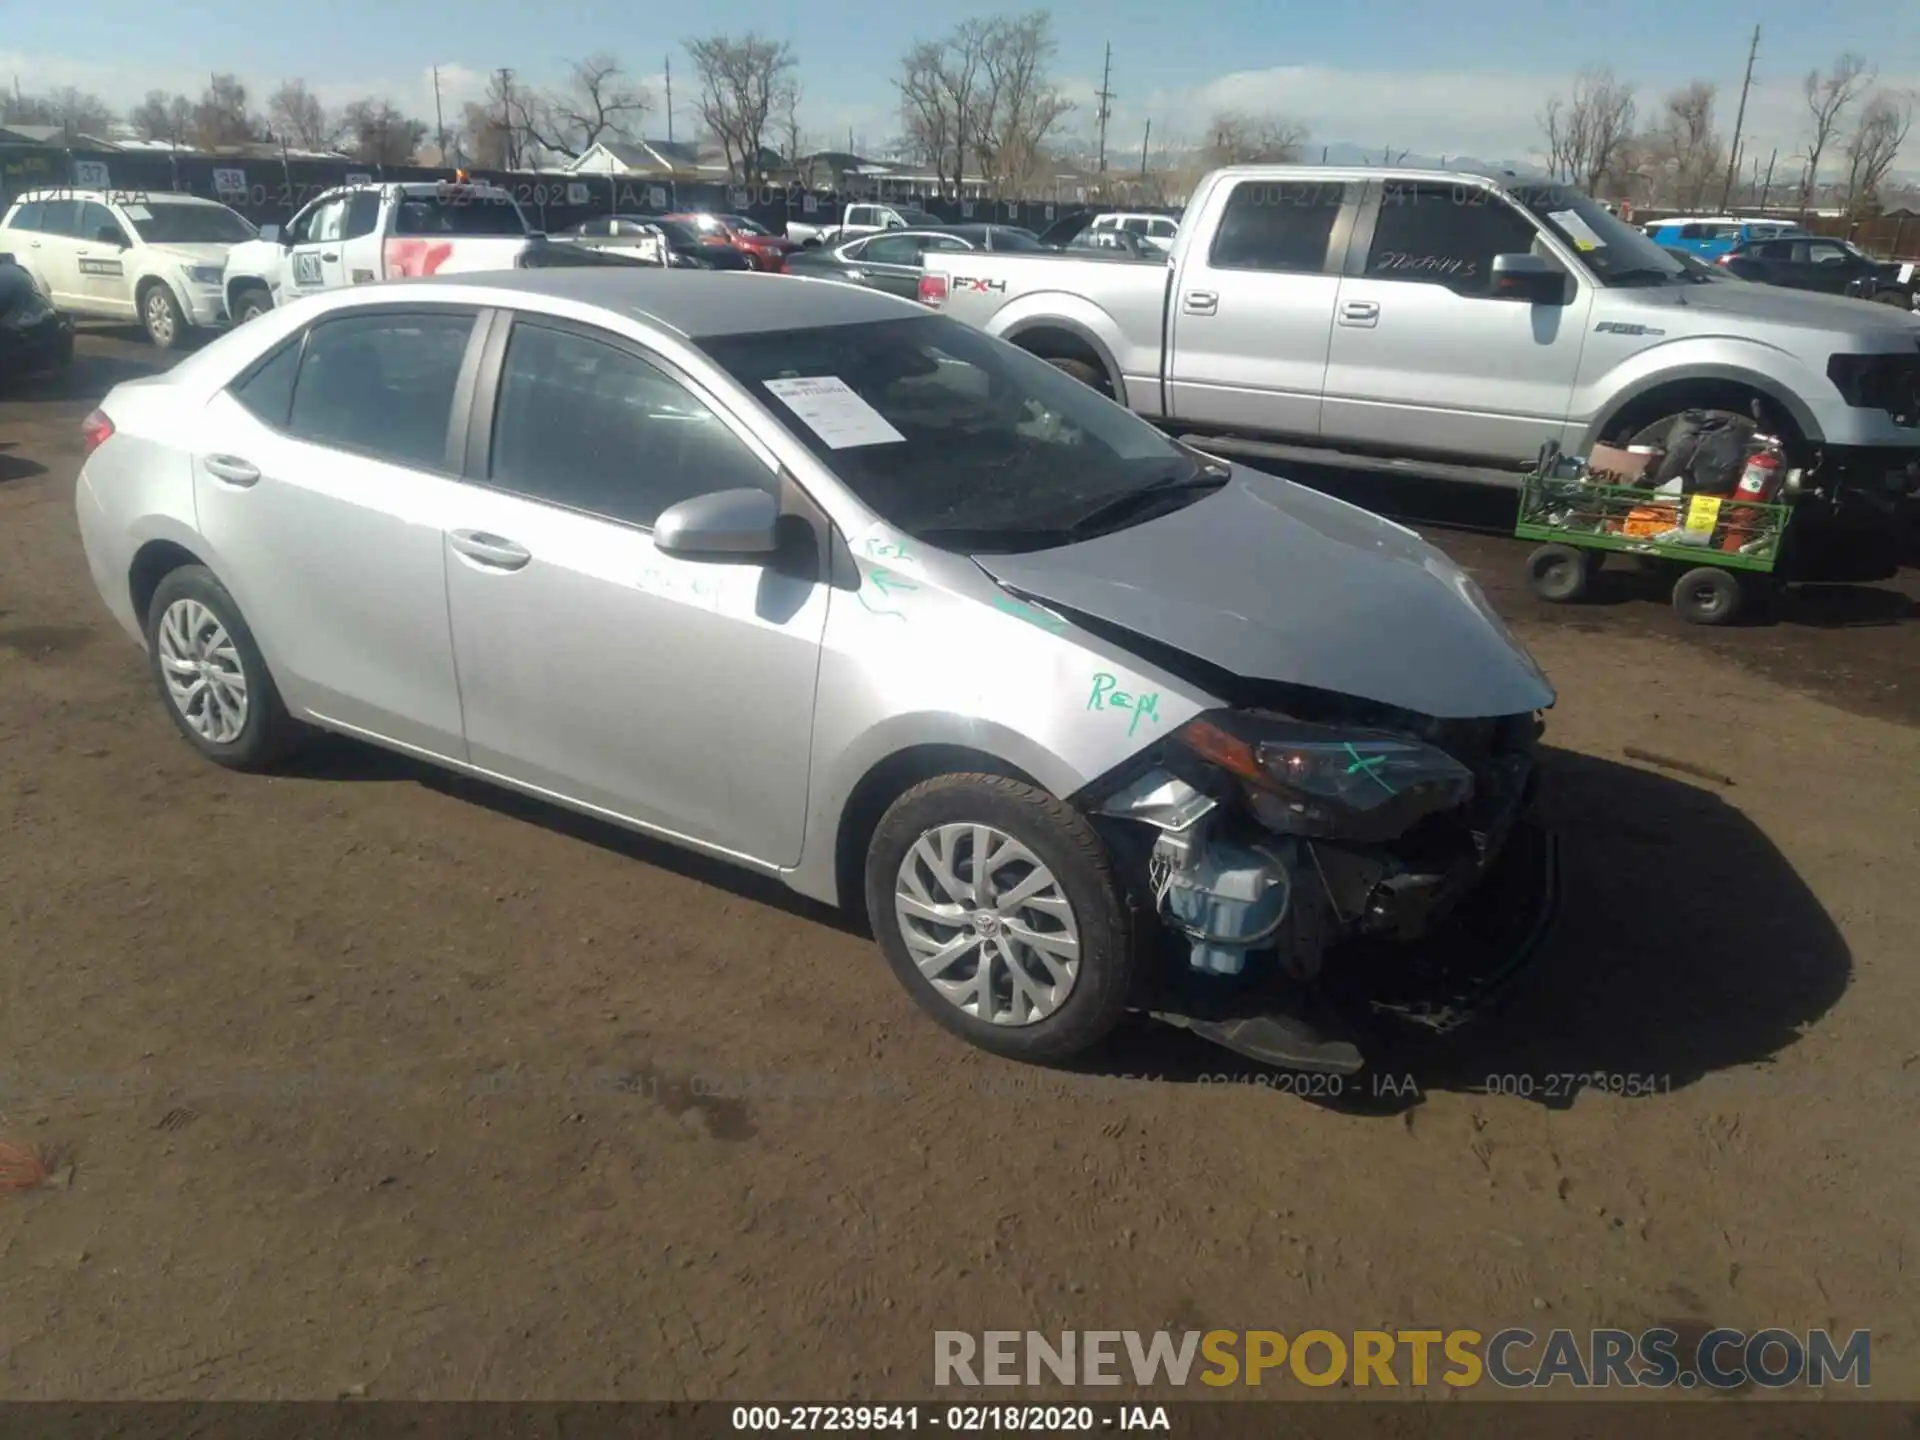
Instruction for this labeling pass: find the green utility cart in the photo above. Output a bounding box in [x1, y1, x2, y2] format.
[1515, 443, 1795, 626]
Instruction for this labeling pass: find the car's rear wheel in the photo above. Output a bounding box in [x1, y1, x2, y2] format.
[1873, 288, 1912, 307]
[864, 773, 1137, 1063]
[145, 565, 305, 770]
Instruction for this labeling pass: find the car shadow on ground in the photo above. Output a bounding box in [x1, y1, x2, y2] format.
[0, 440, 47, 484]
[1077, 745, 1851, 1115]
[275, 733, 865, 937]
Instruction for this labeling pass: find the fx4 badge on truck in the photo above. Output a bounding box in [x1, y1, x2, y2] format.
[954, 276, 1008, 293]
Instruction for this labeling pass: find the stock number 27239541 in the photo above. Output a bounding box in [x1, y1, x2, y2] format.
[731, 1407, 920, 1431]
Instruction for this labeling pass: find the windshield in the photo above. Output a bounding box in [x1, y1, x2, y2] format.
[894, 209, 939, 227]
[698, 315, 1202, 548]
[722, 214, 772, 236]
[129, 202, 255, 244]
[651, 219, 697, 245]
[988, 228, 1046, 251]
[1508, 183, 1686, 283]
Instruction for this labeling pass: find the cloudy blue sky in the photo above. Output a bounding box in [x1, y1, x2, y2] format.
[4, 0, 1914, 168]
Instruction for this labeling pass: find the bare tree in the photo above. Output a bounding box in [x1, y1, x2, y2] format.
[685, 32, 797, 181]
[1537, 66, 1636, 193]
[896, 21, 992, 197]
[1801, 54, 1873, 209]
[1635, 81, 1722, 208]
[1202, 109, 1308, 165]
[1, 85, 117, 139]
[971, 12, 1073, 198]
[512, 55, 649, 161]
[191, 74, 259, 150]
[1842, 91, 1914, 214]
[777, 81, 805, 169]
[128, 90, 194, 144]
[266, 80, 340, 152]
[338, 99, 428, 166]
[459, 99, 513, 168]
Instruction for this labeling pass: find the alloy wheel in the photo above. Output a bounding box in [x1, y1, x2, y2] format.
[146, 291, 175, 346]
[156, 598, 249, 743]
[894, 823, 1082, 1026]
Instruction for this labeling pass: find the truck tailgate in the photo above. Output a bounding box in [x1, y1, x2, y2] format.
[384, 237, 533, 278]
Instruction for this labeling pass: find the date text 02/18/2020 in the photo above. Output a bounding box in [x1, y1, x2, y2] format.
[729, 1405, 1172, 1432]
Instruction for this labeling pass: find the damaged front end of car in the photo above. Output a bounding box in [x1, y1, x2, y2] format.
[1083, 692, 1559, 1074]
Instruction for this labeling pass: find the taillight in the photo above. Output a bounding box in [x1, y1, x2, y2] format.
[918, 274, 948, 307]
[81, 409, 114, 457]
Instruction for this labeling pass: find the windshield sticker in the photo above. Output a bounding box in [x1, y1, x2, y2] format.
[763, 376, 906, 449]
[1088, 672, 1162, 737]
[120, 203, 152, 221]
[1901, 262, 1915, 284]
[1548, 209, 1606, 251]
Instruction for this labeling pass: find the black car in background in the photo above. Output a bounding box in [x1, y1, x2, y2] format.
[1719, 234, 1919, 309]
[785, 224, 1046, 297]
[553, 214, 753, 270]
[0, 252, 73, 386]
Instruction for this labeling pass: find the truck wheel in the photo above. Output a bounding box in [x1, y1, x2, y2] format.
[1045, 357, 1114, 398]
[231, 285, 273, 324]
[1671, 566, 1742, 626]
[1526, 544, 1597, 603]
[140, 282, 190, 351]
[1872, 289, 1911, 307]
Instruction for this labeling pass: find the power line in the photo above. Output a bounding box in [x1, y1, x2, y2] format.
[1721, 24, 1760, 210]
[1094, 43, 1115, 173]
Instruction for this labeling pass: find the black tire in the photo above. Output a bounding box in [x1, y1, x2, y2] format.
[144, 565, 306, 770]
[1671, 565, 1743, 626]
[1872, 288, 1911, 307]
[1626, 407, 1755, 451]
[864, 772, 1138, 1063]
[230, 285, 273, 324]
[1044, 356, 1113, 397]
[1525, 543, 1596, 603]
[140, 281, 190, 351]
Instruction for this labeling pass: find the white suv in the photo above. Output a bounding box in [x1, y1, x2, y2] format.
[1087, 211, 1179, 254]
[0, 188, 257, 349]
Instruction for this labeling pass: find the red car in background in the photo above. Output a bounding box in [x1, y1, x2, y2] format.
[663, 212, 798, 272]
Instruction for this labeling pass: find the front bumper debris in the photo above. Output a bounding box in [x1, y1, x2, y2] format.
[1150, 818, 1560, 1074]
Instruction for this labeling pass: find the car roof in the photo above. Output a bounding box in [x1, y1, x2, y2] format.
[14, 188, 226, 208]
[400, 267, 927, 336]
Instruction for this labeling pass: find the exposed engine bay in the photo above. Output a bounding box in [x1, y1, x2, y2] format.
[1088, 693, 1549, 1074]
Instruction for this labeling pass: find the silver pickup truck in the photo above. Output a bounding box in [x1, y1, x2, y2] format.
[921, 165, 1920, 490]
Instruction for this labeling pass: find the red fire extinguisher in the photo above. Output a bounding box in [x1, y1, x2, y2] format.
[1721, 446, 1783, 553]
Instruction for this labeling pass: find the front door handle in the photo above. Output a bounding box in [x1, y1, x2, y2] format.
[1339, 299, 1380, 327]
[450, 529, 532, 571]
[321, 252, 339, 261]
[202, 454, 260, 486]
[1182, 290, 1218, 315]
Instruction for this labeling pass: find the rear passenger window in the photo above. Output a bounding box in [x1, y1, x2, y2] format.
[343, 193, 381, 239]
[4, 201, 43, 231]
[1365, 182, 1539, 295]
[230, 338, 302, 427]
[488, 320, 772, 529]
[1209, 181, 1346, 274]
[286, 310, 475, 470]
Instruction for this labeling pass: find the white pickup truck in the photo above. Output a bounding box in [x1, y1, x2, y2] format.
[922, 163, 1920, 495]
[786, 200, 943, 248]
[221, 179, 541, 322]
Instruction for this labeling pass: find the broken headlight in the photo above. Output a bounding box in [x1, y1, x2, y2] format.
[1171, 711, 1474, 844]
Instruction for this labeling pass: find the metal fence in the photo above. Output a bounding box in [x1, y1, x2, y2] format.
[0, 145, 1139, 238]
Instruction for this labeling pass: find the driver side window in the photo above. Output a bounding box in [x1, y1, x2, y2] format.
[309, 198, 347, 244]
[284, 202, 323, 245]
[80, 202, 127, 245]
[1365, 183, 1539, 296]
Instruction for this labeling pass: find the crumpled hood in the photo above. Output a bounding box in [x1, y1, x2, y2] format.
[972, 468, 1556, 720]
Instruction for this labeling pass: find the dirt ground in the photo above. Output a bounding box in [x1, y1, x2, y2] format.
[2, 330, 1918, 1403]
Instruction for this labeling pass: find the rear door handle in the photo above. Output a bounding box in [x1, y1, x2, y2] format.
[1339, 299, 1380, 327]
[321, 252, 338, 261]
[449, 529, 532, 571]
[1182, 290, 1218, 315]
[202, 455, 260, 486]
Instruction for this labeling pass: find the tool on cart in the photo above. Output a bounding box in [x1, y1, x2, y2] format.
[1515, 407, 1798, 626]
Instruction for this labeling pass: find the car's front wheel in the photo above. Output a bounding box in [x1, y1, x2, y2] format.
[141, 282, 190, 350]
[865, 773, 1138, 1062]
[145, 565, 306, 770]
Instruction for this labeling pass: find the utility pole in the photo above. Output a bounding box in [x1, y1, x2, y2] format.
[1760, 147, 1777, 209]
[1094, 43, 1115, 173]
[1139, 118, 1151, 176]
[1721, 24, 1759, 210]
[432, 65, 447, 163]
[664, 55, 674, 144]
[496, 67, 516, 168]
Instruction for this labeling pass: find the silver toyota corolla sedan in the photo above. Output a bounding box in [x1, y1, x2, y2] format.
[75, 269, 1559, 1074]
